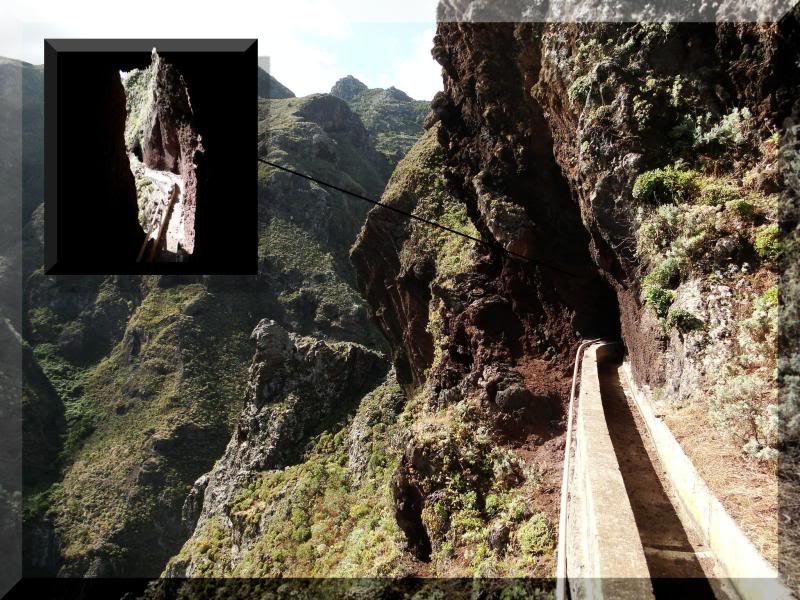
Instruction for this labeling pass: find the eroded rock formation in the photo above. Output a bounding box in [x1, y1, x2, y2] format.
[166, 319, 387, 576]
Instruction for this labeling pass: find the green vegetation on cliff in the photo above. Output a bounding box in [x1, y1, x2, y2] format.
[20, 73, 409, 577]
[257, 94, 390, 347]
[172, 375, 409, 577]
[35, 277, 265, 575]
[632, 133, 781, 459]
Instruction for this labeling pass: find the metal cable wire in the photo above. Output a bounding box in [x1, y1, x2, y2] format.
[257, 156, 584, 278]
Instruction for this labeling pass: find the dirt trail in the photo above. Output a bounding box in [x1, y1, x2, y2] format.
[598, 359, 736, 599]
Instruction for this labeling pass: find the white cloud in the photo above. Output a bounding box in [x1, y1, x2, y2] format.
[0, 0, 442, 98]
[376, 27, 442, 101]
[259, 35, 345, 97]
[1, 0, 438, 64]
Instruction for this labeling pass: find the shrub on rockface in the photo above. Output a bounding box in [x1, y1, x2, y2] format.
[642, 256, 684, 290]
[642, 285, 674, 320]
[742, 287, 778, 343]
[709, 371, 779, 461]
[693, 107, 754, 149]
[754, 224, 782, 264]
[567, 74, 593, 107]
[515, 513, 554, 559]
[632, 166, 696, 204]
[635, 161, 781, 334]
[398, 395, 557, 577]
[665, 308, 704, 334]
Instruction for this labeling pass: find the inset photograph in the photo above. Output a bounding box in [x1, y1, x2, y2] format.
[44, 39, 256, 274]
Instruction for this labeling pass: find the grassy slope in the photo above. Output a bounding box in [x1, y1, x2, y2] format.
[257, 96, 387, 347]
[171, 128, 556, 579]
[29, 275, 266, 574]
[172, 374, 412, 577]
[22, 89, 397, 575]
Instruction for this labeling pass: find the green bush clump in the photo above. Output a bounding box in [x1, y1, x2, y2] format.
[636, 204, 683, 260]
[709, 371, 778, 460]
[632, 95, 653, 130]
[567, 75, 593, 107]
[642, 285, 675, 319]
[666, 308, 704, 333]
[697, 179, 739, 206]
[761, 286, 778, 308]
[642, 256, 684, 291]
[694, 107, 753, 148]
[632, 166, 696, 204]
[740, 286, 779, 350]
[754, 224, 782, 263]
[515, 513, 553, 557]
[732, 198, 757, 219]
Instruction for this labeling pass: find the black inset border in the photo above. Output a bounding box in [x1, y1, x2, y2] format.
[44, 39, 257, 275]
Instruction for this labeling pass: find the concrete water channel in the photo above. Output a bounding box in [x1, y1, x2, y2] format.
[600, 356, 732, 599]
[559, 341, 786, 600]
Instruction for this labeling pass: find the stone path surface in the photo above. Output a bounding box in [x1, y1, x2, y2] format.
[599, 359, 737, 599]
[141, 165, 185, 259]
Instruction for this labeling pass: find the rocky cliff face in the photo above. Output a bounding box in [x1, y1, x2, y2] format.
[347, 14, 798, 581]
[433, 18, 796, 465]
[351, 124, 582, 577]
[165, 319, 387, 576]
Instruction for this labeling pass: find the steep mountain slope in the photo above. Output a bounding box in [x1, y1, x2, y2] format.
[352, 125, 570, 576]
[257, 66, 295, 99]
[163, 125, 562, 581]
[160, 92, 416, 579]
[16, 73, 407, 578]
[257, 93, 392, 344]
[331, 75, 430, 164]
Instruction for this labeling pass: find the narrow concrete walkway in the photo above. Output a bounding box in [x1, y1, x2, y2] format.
[598, 359, 735, 599]
[140, 165, 186, 260]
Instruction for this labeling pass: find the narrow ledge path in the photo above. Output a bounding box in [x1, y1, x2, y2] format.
[599, 357, 737, 600]
[137, 164, 186, 262]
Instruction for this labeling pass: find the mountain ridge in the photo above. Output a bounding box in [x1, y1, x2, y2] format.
[330, 75, 430, 165]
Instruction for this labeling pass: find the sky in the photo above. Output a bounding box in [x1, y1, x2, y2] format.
[1, 0, 443, 100]
[278, 22, 441, 100]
